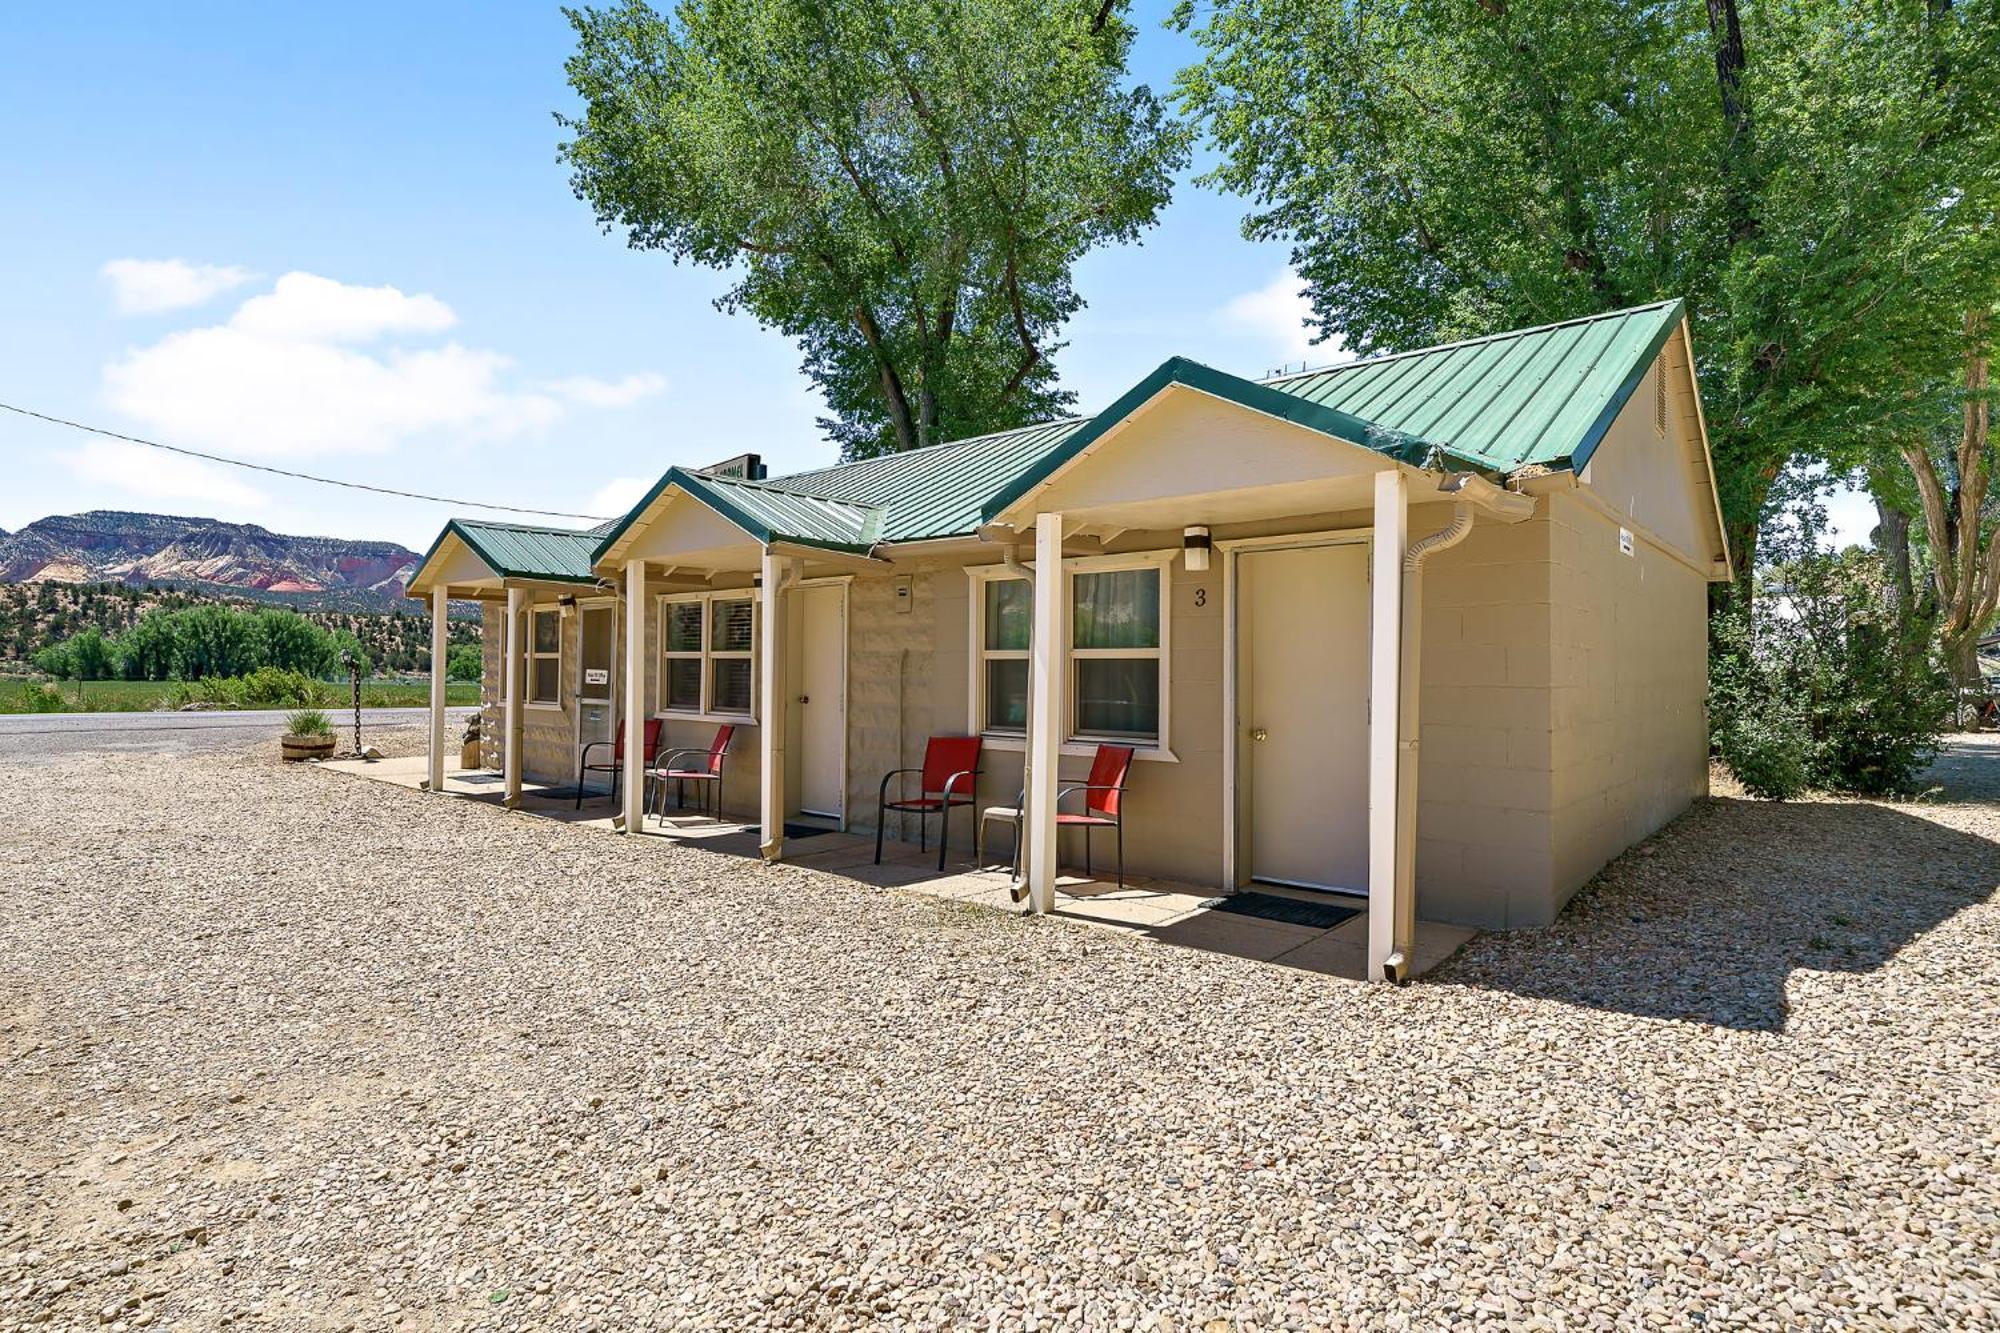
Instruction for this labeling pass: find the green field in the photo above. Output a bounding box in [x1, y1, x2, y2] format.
[0, 678, 480, 714]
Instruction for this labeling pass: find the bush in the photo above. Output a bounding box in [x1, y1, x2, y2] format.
[446, 642, 483, 682]
[17, 681, 74, 713]
[1710, 540, 1951, 799]
[237, 666, 330, 708]
[284, 708, 333, 737]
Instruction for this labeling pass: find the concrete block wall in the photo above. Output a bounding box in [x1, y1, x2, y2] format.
[1545, 490, 1709, 901]
[1409, 507, 1561, 928]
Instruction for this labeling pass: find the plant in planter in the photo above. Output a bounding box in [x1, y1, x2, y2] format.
[280, 707, 336, 762]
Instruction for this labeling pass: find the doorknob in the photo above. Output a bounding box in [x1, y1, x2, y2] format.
[798, 695, 810, 704]
[1250, 727, 1269, 742]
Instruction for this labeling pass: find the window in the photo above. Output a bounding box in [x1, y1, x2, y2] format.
[980, 578, 1031, 733]
[1071, 567, 1162, 741]
[527, 606, 561, 705]
[969, 555, 1170, 748]
[659, 592, 757, 718]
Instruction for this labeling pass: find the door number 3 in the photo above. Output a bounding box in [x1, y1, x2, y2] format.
[1192, 587, 1207, 608]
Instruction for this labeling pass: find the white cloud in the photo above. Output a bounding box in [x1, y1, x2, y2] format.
[586, 476, 652, 519]
[229, 271, 455, 343]
[102, 259, 254, 315]
[63, 438, 267, 508]
[548, 372, 668, 410]
[101, 271, 561, 459]
[1220, 267, 1341, 370]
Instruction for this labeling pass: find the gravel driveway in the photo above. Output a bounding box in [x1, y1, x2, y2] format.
[3, 731, 1996, 1330]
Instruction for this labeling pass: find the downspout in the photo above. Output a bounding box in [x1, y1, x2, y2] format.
[1385, 485, 1477, 983]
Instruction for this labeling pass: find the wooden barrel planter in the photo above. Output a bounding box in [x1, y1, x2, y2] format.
[281, 734, 336, 762]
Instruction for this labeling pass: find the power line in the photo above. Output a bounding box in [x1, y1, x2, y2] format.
[0, 400, 615, 523]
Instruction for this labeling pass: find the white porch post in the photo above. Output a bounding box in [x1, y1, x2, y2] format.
[1026, 513, 1065, 914]
[427, 584, 448, 792]
[758, 549, 791, 861]
[1367, 470, 1408, 980]
[503, 584, 525, 808]
[621, 559, 648, 833]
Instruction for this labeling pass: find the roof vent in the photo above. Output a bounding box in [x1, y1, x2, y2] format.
[700, 452, 767, 481]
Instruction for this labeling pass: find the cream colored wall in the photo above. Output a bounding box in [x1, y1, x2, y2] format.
[1577, 333, 1724, 571]
[1545, 489, 1710, 904]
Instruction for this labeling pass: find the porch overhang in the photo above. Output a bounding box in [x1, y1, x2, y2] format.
[406, 520, 603, 600]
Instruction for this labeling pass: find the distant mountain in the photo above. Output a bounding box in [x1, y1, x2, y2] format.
[0, 511, 421, 611]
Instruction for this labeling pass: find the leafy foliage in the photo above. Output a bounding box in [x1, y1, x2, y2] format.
[446, 642, 483, 682]
[1175, 0, 1999, 583]
[1710, 494, 1952, 798]
[560, 0, 1188, 457]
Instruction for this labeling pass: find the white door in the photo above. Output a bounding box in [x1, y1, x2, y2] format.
[797, 584, 846, 819]
[1240, 543, 1371, 891]
[575, 604, 618, 787]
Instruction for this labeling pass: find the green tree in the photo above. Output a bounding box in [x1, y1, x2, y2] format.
[257, 609, 336, 677]
[560, 0, 1187, 457]
[446, 642, 483, 682]
[1174, 0, 1997, 592]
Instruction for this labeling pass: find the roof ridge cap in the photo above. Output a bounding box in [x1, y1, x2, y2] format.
[688, 468, 885, 511]
[771, 414, 1096, 484]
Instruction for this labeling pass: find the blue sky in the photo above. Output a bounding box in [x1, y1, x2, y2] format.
[0, 2, 1322, 551]
[0, 2, 1871, 553]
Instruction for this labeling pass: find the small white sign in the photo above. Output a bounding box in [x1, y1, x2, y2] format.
[1618, 527, 1635, 557]
[584, 667, 610, 685]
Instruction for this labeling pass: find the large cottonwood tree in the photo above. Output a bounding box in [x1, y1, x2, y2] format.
[1174, 0, 1997, 595]
[560, 0, 1187, 458]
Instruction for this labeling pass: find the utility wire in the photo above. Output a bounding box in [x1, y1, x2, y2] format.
[0, 400, 614, 523]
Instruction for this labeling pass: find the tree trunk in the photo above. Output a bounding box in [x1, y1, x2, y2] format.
[1705, 0, 1757, 244]
[1870, 488, 1915, 623]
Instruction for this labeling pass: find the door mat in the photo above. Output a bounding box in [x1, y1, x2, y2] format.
[1200, 891, 1360, 930]
[783, 823, 834, 841]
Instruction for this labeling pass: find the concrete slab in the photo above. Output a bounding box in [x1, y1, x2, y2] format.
[318, 758, 1475, 981]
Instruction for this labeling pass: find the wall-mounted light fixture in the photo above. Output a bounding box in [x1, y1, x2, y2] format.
[1182, 525, 1212, 572]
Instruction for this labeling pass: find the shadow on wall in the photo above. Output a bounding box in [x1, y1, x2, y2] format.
[1438, 796, 2000, 1032]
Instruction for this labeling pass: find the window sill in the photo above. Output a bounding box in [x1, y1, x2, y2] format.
[525, 701, 564, 712]
[656, 710, 759, 727]
[977, 733, 1178, 764]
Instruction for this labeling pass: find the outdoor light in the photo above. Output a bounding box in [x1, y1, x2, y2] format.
[1182, 525, 1212, 572]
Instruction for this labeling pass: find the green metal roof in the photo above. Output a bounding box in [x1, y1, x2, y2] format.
[594, 299, 1686, 554]
[1262, 299, 1684, 471]
[418, 518, 602, 586]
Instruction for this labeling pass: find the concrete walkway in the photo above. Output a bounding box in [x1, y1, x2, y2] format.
[321, 754, 1474, 981]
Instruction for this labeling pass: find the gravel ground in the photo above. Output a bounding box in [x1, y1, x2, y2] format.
[2, 731, 1996, 1331]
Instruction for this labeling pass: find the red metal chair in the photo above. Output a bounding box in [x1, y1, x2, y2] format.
[650, 725, 735, 822]
[1055, 744, 1135, 886]
[576, 718, 662, 809]
[875, 735, 982, 871]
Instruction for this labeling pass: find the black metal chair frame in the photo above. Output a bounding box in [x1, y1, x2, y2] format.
[649, 741, 733, 822]
[875, 766, 980, 872]
[995, 783, 1131, 888]
[575, 725, 658, 809]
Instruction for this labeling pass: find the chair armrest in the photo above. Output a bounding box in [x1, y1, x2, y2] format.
[878, 766, 923, 800]
[579, 739, 616, 767]
[653, 746, 712, 769]
[1056, 783, 1124, 814]
[943, 768, 980, 799]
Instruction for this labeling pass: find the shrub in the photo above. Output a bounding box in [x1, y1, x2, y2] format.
[237, 666, 329, 708]
[1710, 516, 1952, 798]
[447, 642, 483, 682]
[17, 681, 74, 713]
[284, 708, 333, 737]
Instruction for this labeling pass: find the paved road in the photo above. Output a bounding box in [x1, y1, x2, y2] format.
[0, 706, 476, 765]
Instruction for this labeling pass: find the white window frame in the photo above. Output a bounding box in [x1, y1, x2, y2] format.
[656, 589, 760, 723]
[525, 604, 563, 709]
[966, 549, 1176, 762]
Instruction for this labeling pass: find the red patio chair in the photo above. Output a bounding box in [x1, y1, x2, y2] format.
[649, 725, 735, 822]
[990, 744, 1136, 890]
[576, 718, 662, 809]
[875, 735, 982, 872]
[1057, 744, 1135, 887]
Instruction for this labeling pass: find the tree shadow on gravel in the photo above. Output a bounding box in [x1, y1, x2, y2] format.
[1436, 797, 2000, 1031]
